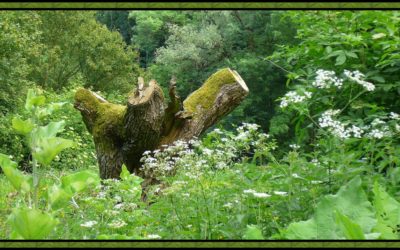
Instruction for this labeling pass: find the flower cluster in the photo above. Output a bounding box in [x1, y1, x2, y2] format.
[107, 219, 127, 229]
[318, 110, 400, 140]
[243, 189, 271, 198]
[365, 118, 392, 139]
[80, 220, 98, 228]
[318, 110, 364, 139]
[344, 70, 375, 91]
[279, 90, 312, 108]
[140, 123, 274, 181]
[312, 69, 343, 89]
[318, 110, 349, 139]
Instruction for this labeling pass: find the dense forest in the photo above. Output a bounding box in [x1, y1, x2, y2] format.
[1, 10, 400, 240]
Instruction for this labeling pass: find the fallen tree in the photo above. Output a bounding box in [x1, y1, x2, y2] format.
[74, 68, 249, 179]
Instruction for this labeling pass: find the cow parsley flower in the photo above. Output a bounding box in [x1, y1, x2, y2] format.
[344, 70, 375, 91]
[346, 125, 364, 138]
[312, 69, 343, 89]
[147, 234, 162, 239]
[273, 191, 288, 196]
[318, 110, 350, 139]
[279, 91, 312, 108]
[80, 221, 98, 228]
[108, 220, 127, 229]
[389, 112, 400, 120]
[253, 192, 271, 198]
[243, 189, 256, 194]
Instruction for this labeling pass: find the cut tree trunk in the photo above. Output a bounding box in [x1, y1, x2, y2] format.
[74, 68, 249, 179]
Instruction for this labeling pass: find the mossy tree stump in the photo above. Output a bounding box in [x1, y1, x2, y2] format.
[74, 68, 249, 179]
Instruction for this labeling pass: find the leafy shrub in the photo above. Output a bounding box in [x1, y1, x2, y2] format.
[0, 89, 100, 239]
[281, 176, 400, 239]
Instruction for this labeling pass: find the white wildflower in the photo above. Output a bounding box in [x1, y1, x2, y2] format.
[213, 128, 223, 134]
[243, 189, 256, 194]
[312, 69, 343, 89]
[292, 173, 300, 178]
[235, 131, 250, 141]
[108, 219, 127, 229]
[147, 234, 162, 239]
[347, 125, 364, 138]
[114, 203, 124, 210]
[253, 192, 271, 198]
[273, 191, 288, 196]
[311, 180, 324, 184]
[216, 162, 227, 169]
[279, 91, 312, 108]
[344, 70, 375, 91]
[172, 180, 188, 185]
[389, 112, 400, 120]
[202, 148, 213, 156]
[311, 159, 321, 166]
[318, 110, 350, 139]
[371, 118, 385, 127]
[396, 124, 400, 132]
[368, 129, 386, 139]
[114, 195, 122, 202]
[223, 202, 233, 208]
[289, 144, 300, 150]
[80, 221, 98, 228]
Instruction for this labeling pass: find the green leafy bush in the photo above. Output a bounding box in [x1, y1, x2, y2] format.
[281, 176, 400, 239]
[0, 89, 99, 239]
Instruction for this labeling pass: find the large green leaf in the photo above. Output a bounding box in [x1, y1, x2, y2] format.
[243, 225, 264, 240]
[61, 170, 100, 194]
[335, 211, 365, 239]
[283, 176, 376, 239]
[33, 137, 74, 166]
[0, 153, 18, 169]
[36, 102, 67, 119]
[0, 154, 31, 192]
[282, 218, 317, 239]
[12, 117, 34, 136]
[25, 89, 46, 111]
[373, 182, 400, 239]
[120, 164, 131, 180]
[8, 208, 58, 239]
[30, 121, 66, 143]
[48, 184, 73, 210]
[335, 53, 347, 65]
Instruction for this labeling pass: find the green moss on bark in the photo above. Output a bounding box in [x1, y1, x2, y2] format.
[183, 68, 236, 114]
[93, 103, 126, 139]
[75, 88, 101, 112]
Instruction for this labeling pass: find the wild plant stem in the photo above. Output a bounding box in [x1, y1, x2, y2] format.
[32, 157, 39, 209]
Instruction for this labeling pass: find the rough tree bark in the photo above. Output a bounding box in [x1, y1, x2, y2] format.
[74, 68, 249, 179]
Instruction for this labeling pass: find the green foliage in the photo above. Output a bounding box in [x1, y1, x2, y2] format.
[8, 208, 58, 239]
[0, 89, 100, 239]
[281, 177, 400, 239]
[282, 176, 376, 239]
[147, 11, 295, 129]
[243, 225, 264, 240]
[0, 11, 141, 114]
[128, 11, 190, 67]
[33, 11, 140, 93]
[373, 182, 400, 239]
[0, 154, 32, 193]
[269, 11, 400, 140]
[0, 12, 41, 113]
[2, 10, 400, 241]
